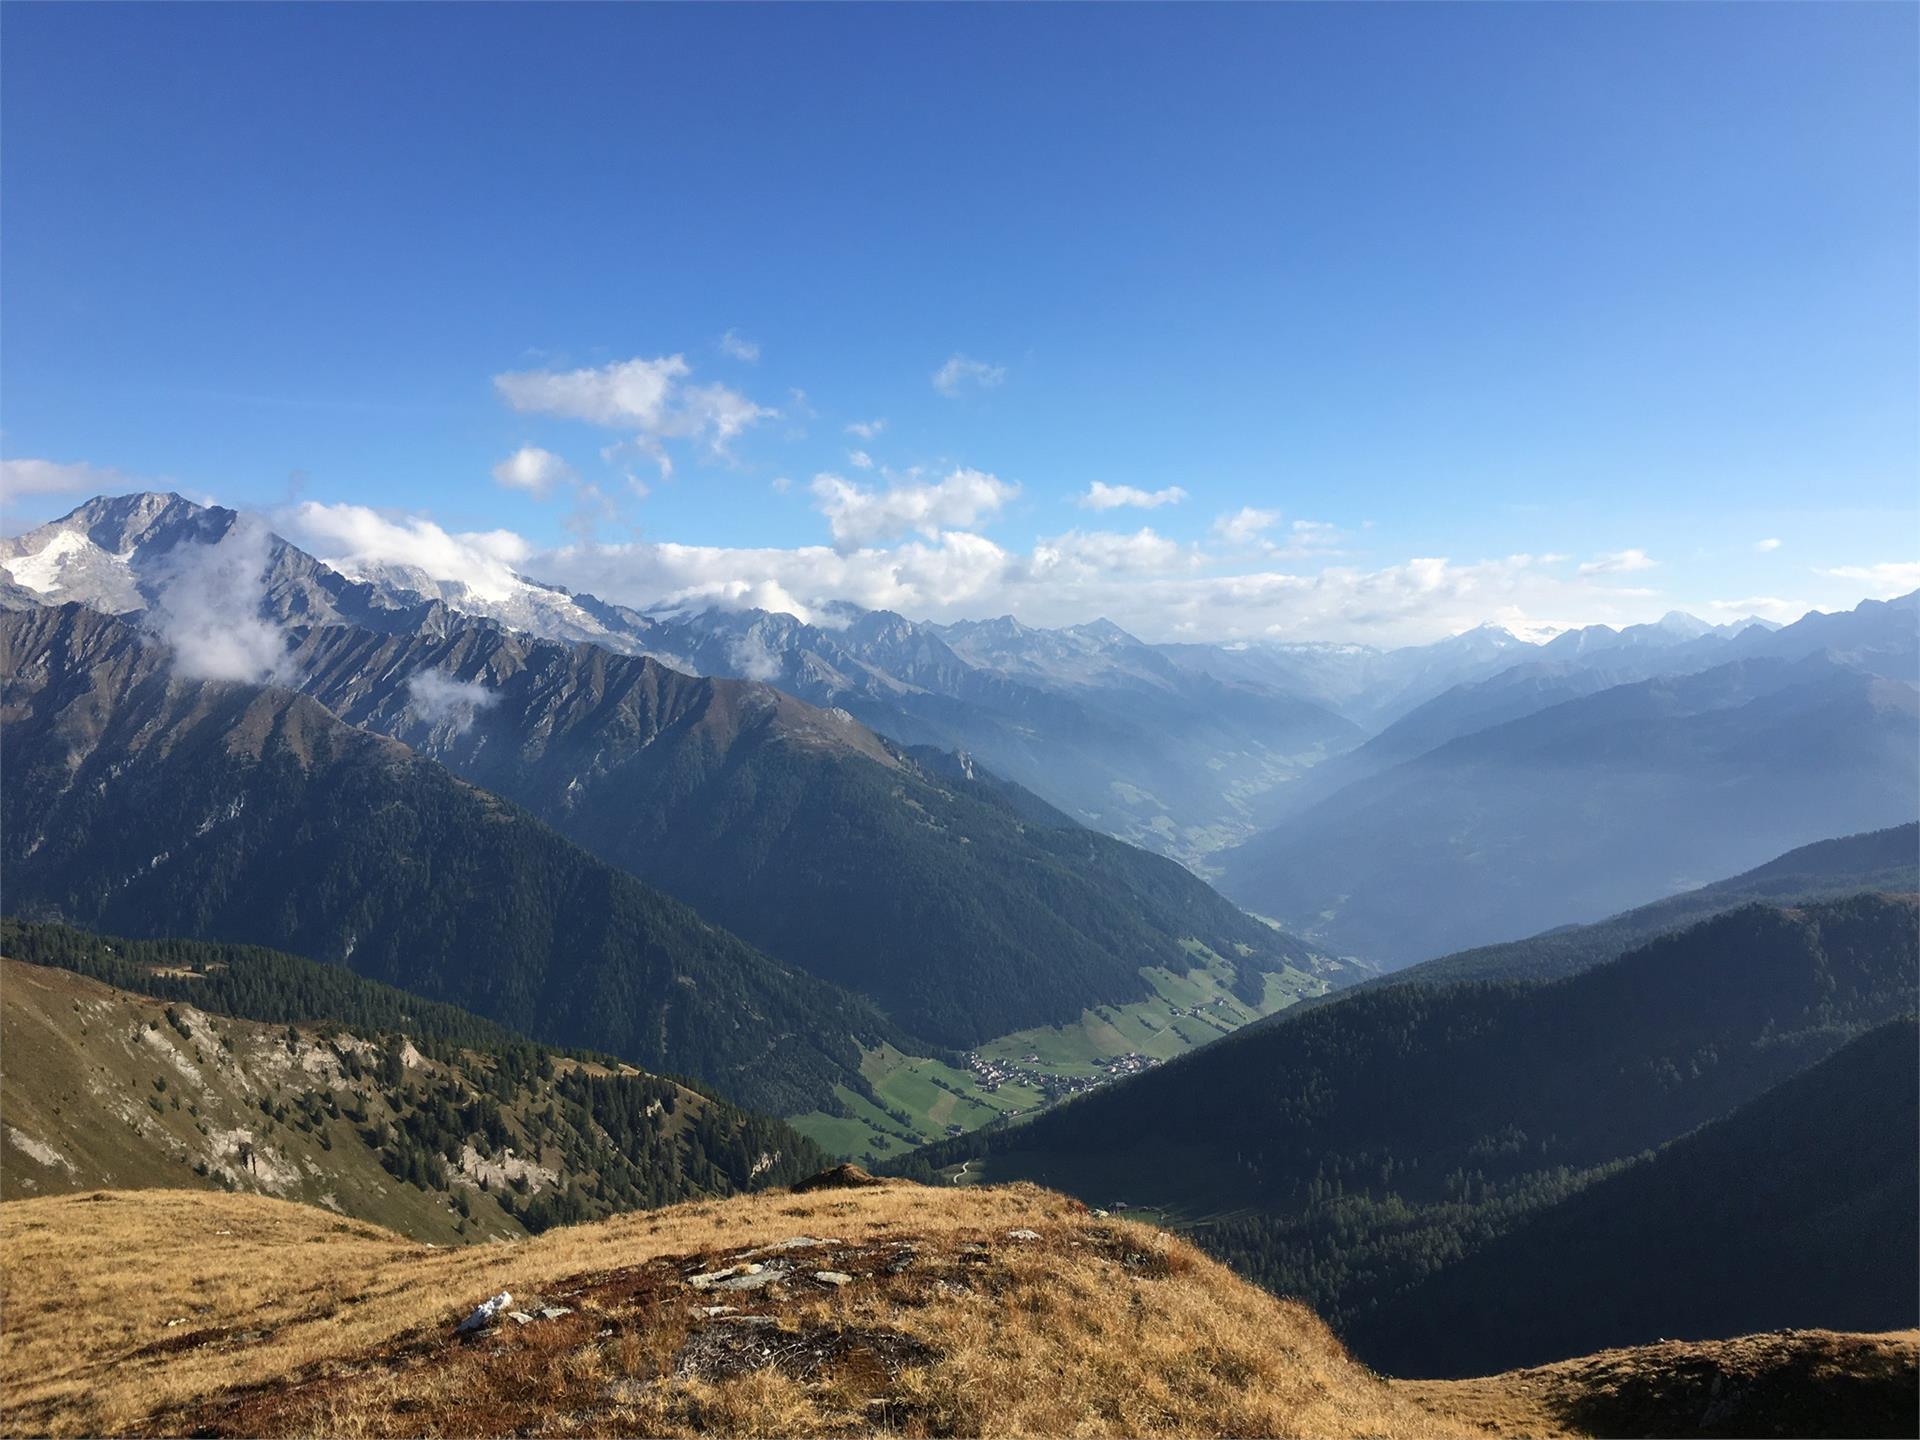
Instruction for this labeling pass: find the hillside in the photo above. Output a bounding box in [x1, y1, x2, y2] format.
[0, 604, 903, 1117]
[0, 953, 828, 1242]
[1222, 652, 1920, 964]
[1362, 1018, 1919, 1376]
[0, 1183, 1469, 1440]
[897, 895, 1919, 1365]
[278, 615, 1333, 1046]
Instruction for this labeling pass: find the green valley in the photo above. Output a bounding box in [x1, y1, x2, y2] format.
[789, 941, 1346, 1163]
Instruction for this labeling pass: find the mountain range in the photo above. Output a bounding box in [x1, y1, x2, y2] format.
[1222, 637, 1919, 963]
[272, 617, 1320, 1046]
[0, 603, 902, 1117]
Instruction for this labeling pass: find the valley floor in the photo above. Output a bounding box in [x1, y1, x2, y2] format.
[3, 1185, 1911, 1440]
[787, 945, 1333, 1163]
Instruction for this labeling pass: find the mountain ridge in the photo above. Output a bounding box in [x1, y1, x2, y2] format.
[0, 603, 907, 1116]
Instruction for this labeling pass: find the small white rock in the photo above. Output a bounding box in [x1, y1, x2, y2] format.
[813, 1270, 853, 1286]
[1007, 1228, 1041, 1242]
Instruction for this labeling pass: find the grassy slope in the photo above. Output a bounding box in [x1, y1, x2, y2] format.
[787, 942, 1335, 1164]
[0, 1185, 1465, 1440]
[1397, 1329, 1920, 1440]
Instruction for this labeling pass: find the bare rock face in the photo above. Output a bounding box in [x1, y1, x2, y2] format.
[789, 1163, 882, 1194]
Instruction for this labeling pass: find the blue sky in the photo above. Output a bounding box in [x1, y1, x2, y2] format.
[3, 3, 1915, 642]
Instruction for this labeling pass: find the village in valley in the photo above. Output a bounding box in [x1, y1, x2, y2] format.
[961, 1047, 1163, 1108]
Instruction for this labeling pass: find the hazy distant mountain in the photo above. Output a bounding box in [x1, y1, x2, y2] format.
[1390, 822, 1920, 988]
[1221, 648, 1919, 965]
[0, 604, 903, 1116]
[1156, 624, 1539, 731]
[275, 616, 1324, 1046]
[1252, 595, 1917, 828]
[623, 604, 1365, 863]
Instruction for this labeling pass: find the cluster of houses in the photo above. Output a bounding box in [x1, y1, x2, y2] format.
[962, 1048, 1163, 1102]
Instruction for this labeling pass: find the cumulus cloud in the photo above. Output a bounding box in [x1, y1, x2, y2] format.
[491, 446, 574, 498]
[1031, 528, 1194, 576]
[1, 457, 129, 500]
[1212, 506, 1281, 545]
[932, 354, 1006, 397]
[1753, 537, 1783, 553]
[538, 530, 1015, 628]
[848, 449, 875, 470]
[146, 518, 289, 684]
[809, 468, 1019, 548]
[493, 355, 774, 475]
[289, 485, 1737, 645]
[718, 329, 761, 363]
[406, 671, 499, 734]
[1819, 561, 1920, 598]
[1078, 482, 1188, 512]
[1578, 548, 1656, 576]
[845, 419, 886, 439]
[283, 501, 531, 605]
[530, 536, 1685, 645]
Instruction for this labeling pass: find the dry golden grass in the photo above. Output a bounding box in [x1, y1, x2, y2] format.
[1395, 1326, 1920, 1439]
[1, 1182, 1473, 1439]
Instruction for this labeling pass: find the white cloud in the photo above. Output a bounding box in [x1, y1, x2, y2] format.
[848, 450, 875, 470]
[718, 329, 761, 363]
[1820, 561, 1920, 598]
[406, 672, 499, 733]
[727, 630, 786, 682]
[1031, 528, 1195, 575]
[845, 419, 886, 439]
[932, 354, 1006, 397]
[493, 355, 774, 474]
[490, 446, 574, 498]
[283, 501, 531, 606]
[1578, 548, 1656, 576]
[1753, 537, 1782, 553]
[496, 355, 688, 427]
[1212, 506, 1281, 544]
[809, 467, 1019, 547]
[1, 457, 128, 500]
[299, 486, 1738, 645]
[1078, 482, 1188, 512]
[146, 518, 289, 684]
[530, 535, 1688, 645]
[542, 529, 1016, 628]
